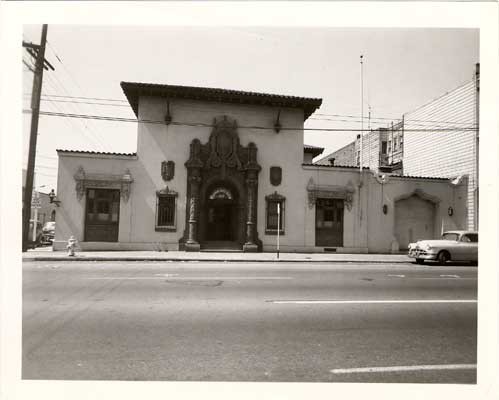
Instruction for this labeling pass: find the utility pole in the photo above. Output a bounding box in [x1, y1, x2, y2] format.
[474, 63, 479, 230]
[368, 105, 371, 170]
[22, 24, 48, 252]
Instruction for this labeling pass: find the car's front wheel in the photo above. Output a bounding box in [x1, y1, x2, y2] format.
[437, 250, 450, 265]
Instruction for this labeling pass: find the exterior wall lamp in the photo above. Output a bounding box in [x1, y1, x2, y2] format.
[448, 206, 454, 216]
[165, 100, 172, 125]
[382, 204, 388, 214]
[274, 109, 281, 133]
[49, 189, 61, 207]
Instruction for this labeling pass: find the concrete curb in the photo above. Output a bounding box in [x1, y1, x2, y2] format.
[23, 256, 412, 263]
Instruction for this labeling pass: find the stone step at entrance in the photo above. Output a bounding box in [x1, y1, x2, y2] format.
[201, 241, 243, 252]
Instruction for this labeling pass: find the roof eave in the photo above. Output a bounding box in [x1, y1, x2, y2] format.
[120, 81, 322, 120]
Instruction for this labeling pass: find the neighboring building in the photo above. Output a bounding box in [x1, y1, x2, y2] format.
[316, 141, 356, 167]
[22, 169, 57, 225]
[317, 65, 479, 230]
[303, 145, 324, 164]
[53, 82, 468, 253]
[403, 68, 479, 230]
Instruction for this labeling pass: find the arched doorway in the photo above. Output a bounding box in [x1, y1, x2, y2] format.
[182, 116, 261, 252]
[206, 185, 237, 242]
[395, 193, 436, 249]
[199, 180, 244, 249]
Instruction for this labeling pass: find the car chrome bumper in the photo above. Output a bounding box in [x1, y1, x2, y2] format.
[408, 249, 437, 260]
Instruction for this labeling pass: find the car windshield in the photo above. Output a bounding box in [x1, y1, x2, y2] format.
[442, 233, 459, 241]
[43, 222, 56, 230]
[461, 233, 478, 243]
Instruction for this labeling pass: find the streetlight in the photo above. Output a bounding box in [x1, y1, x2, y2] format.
[48, 189, 61, 206]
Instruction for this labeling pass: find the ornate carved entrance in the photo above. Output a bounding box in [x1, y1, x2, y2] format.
[182, 116, 261, 252]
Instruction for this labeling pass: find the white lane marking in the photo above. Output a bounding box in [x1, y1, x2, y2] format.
[86, 276, 293, 280]
[440, 274, 460, 278]
[330, 364, 476, 374]
[415, 277, 476, 280]
[388, 274, 405, 278]
[271, 299, 477, 304]
[154, 273, 179, 277]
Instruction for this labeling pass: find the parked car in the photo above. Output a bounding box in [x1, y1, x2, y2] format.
[41, 221, 56, 245]
[27, 220, 43, 249]
[408, 230, 478, 265]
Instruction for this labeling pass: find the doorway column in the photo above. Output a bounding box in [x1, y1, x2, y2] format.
[185, 168, 201, 251]
[243, 144, 260, 252]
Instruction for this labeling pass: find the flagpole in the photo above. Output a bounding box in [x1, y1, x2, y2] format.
[360, 54, 364, 172]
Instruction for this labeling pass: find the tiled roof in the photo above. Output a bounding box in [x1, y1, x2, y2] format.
[303, 144, 324, 157]
[392, 174, 450, 181]
[302, 163, 369, 170]
[56, 149, 137, 157]
[120, 81, 322, 120]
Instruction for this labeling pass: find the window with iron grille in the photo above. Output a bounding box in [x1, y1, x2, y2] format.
[265, 193, 285, 235]
[156, 191, 177, 231]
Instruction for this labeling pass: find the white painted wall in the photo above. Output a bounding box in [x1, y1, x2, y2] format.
[54, 95, 469, 253]
[54, 153, 137, 250]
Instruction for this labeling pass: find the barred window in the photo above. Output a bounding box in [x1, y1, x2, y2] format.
[156, 191, 177, 231]
[265, 192, 285, 235]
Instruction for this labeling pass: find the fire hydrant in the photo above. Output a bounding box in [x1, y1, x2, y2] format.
[67, 236, 77, 256]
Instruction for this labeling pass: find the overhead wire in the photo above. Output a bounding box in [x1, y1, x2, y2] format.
[22, 109, 478, 133]
[23, 94, 477, 127]
[46, 72, 110, 151]
[47, 40, 125, 151]
[38, 74, 107, 151]
[43, 72, 109, 151]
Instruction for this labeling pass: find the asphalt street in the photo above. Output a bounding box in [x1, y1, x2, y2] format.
[22, 261, 477, 383]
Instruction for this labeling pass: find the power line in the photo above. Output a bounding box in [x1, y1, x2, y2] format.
[23, 93, 477, 127]
[38, 76, 107, 151]
[30, 93, 128, 103]
[43, 72, 110, 151]
[22, 109, 478, 133]
[39, 98, 130, 107]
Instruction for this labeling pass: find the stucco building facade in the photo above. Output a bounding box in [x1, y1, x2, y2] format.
[53, 82, 468, 253]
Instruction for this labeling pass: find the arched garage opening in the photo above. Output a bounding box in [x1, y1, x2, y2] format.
[394, 190, 439, 249]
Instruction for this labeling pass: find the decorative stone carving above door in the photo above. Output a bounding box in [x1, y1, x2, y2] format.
[206, 116, 243, 174]
[74, 166, 133, 202]
[306, 177, 354, 211]
[182, 115, 262, 252]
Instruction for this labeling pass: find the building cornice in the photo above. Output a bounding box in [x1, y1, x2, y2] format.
[57, 150, 138, 160]
[121, 81, 322, 121]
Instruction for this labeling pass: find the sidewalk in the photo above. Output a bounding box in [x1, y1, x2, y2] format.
[23, 248, 412, 263]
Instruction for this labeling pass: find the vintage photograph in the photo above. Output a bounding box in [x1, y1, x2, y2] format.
[20, 24, 479, 384]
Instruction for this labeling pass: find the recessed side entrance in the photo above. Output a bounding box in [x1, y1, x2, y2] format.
[84, 188, 120, 242]
[315, 198, 344, 247]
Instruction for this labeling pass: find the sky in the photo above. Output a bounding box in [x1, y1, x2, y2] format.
[22, 26, 479, 192]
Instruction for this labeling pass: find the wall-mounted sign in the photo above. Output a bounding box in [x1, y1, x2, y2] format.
[270, 166, 282, 186]
[161, 160, 175, 182]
